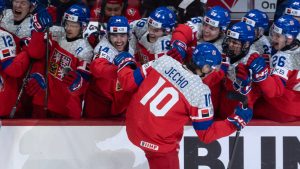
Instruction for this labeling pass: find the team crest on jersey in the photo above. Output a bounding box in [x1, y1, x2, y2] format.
[49, 49, 72, 80]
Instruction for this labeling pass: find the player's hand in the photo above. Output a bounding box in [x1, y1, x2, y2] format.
[62, 70, 83, 92]
[220, 62, 229, 75]
[46, 5, 57, 24]
[227, 106, 253, 130]
[167, 40, 187, 62]
[235, 63, 251, 86]
[26, 73, 46, 96]
[233, 63, 252, 95]
[83, 21, 101, 48]
[113, 52, 137, 70]
[248, 56, 269, 82]
[83, 21, 99, 38]
[32, 8, 53, 32]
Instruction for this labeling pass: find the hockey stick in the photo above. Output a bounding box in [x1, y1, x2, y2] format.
[44, 28, 50, 112]
[9, 61, 33, 118]
[226, 91, 248, 169]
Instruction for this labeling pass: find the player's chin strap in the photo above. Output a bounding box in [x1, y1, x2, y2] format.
[281, 39, 300, 51]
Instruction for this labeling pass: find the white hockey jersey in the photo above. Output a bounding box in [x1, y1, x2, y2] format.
[270, 47, 300, 81]
[251, 35, 272, 56]
[0, 9, 32, 38]
[93, 36, 134, 63]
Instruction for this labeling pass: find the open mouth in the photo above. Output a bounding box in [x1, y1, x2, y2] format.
[13, 9, 22, 17]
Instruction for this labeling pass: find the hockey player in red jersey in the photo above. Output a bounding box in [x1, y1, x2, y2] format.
[84, 16, 134, 118]
[115, 42, 253, 169]
[130, 7, 176, 64]
[166, 6, 231, 112]
[0, 0, 33, 117]
[248, 15, 300, 122]
[27, 4, 93, 118]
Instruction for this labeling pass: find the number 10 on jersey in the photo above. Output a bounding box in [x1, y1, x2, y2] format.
[140, 77, 179, 116]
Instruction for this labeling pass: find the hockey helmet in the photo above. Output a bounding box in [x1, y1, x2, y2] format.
[107, 16, 130, 34]
[204, 6, 231, 31]
[63, 4, 89, 28]
[285, 0, 300, 17]
[192, 42, 222, 69]
[148, 7, 176, 33]
[242, 9, 269, 31]
[271, 15, 300, 39]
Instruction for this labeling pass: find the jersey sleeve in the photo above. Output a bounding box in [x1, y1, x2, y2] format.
[171, 17, 202, 46]
[2, 51, 30, 78]
[76, 42, 93, 81]
[0, 32, 30, 77]
[171, 24, 194, 45]
[257, 52, 294, 98]
[189, 85, 236, 144]
[202, 70, 225, 87]
[0, 31, 16, 60]
[90, 58, 118, 79]
[117, 60, 153, 92]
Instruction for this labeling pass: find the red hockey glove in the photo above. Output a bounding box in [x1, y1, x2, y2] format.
[227, 106, 253, 130]
[62, 70, 84, 92]
[167, 40, 187, 63]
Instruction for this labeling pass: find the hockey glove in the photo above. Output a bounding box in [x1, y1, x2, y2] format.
[62, 70, 83, 92]
[249, 57, 269, 82]
[46, 5, 57, 24]
[220, 62, 229, 75]
[227, 106, 253, 130]
[113, 52, 137, 70]
[167, 40, 187, 62]
[83, 21, 100, 38]
[32, 8, 53, 32]
[26, 73, 46, 96]
[233, 63, 252, 95]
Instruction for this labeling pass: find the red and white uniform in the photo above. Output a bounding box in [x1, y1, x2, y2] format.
[204, 49, 261, 119]
[130, 18, 148, 52]
[253, 47, 300, 122]
[31, 32, 93, 119]
[0, 29, 30, 117]
[118, 56, 237, 168]
[135, 32, 171, 64]
[0, 9, 32, 39]
[84, 36, 134, 117]
[0, 9, 32, 52]
[130, 18, 172, 64]
[171, 16, 203, 50]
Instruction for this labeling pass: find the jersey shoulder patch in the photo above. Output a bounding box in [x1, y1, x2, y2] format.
[93, 37, 118, 62]
[0, 30, 16, 61]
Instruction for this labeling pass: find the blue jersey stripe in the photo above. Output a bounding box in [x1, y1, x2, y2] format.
[133, 68, 144, 86]
[192, 119, 213, 130]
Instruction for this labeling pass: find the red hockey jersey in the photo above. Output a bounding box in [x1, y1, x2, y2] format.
[118, 56, 237, 153]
